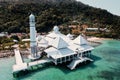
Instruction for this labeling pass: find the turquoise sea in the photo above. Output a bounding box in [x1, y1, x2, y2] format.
[0, 40, 120, 80]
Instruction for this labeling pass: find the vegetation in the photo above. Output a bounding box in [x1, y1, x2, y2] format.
[0, 36, 29, 50]
[10, 35, 20, 41]
[0, 0, 120, 38]
[0, 37, 14, 50]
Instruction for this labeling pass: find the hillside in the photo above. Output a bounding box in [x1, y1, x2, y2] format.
[0, 0, 120, 38]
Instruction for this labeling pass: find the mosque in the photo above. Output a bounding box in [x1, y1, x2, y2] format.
[12, 14, 94, 74]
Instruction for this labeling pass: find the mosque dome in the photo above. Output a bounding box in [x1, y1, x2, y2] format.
[53, 26, 59, 33]
[36, 35, 42, 42]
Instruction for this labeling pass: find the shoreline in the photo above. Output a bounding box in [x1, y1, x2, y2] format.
[87, 36, 114, 43]
[0, 50, 14, 58]
[0, 37, 117, 59]
[0, 49, 29, 59]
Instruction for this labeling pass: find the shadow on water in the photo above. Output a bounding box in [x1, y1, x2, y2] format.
[90, 54, 101, 62]
[13, 63, 55, 79]
[50, 54, 101, 74]
[13, 54, 101, 79]
[99, 46, 120, 55]
[87, 71, 120, 80]
[97, 45, 120, 63]
[87, 65, 120, 80]
[97, 65, 120, 80]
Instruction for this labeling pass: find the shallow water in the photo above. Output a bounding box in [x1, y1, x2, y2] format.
[0, 40, 120, 80]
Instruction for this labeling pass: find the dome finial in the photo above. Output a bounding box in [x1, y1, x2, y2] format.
[53, 25, 59, 33]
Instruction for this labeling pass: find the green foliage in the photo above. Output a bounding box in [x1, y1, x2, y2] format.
[10, 35, 20, 41]
[0, 37, 14, 50]
[0, 37, 13, 44]
[0, 0, 120, 38]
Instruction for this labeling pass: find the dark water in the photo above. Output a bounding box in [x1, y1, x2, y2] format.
[0, 40, 120, 80]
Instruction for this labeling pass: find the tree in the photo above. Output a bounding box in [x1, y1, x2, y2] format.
[10, 35, 20, 41]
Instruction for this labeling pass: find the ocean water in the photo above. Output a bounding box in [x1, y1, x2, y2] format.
[0, 40, 120, 80]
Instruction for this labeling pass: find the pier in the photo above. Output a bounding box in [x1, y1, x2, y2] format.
[13, 49, 28, 73]
[67, 57, 93, 70]
[28, 59, 52, 67]
[12, 49, 52, 74]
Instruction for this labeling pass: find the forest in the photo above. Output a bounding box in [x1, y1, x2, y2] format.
[0, 0, 120, 38]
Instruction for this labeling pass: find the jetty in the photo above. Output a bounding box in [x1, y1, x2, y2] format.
[67, 57, 93, 70]
[13, 49, 28, 73]
[28, 59, 52, 67]
[12, 49, 52, 73]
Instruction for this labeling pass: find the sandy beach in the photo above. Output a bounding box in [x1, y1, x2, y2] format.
[87, 36, 113, 43]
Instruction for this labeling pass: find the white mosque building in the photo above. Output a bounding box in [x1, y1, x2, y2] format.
[36, 25, 94, 66]
[12, 14, 94, 74]
[34, 13, 94, 68]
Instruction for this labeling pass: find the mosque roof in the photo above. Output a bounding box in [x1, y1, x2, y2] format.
[72, 35, 88, 45]
[51, 37, 69, 49]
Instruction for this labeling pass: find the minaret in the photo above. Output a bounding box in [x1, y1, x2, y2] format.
[29, 14, 40, 60]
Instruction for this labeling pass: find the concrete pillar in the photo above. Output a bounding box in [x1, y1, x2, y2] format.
[68, 56, 70, 61]
[60, 58, 62, 63]
[65, 57, 66, 62]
